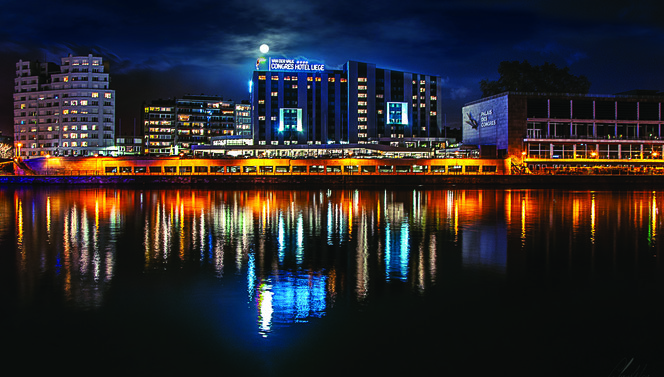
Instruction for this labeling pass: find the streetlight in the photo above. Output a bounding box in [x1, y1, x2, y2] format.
[16, 143, 22, 159]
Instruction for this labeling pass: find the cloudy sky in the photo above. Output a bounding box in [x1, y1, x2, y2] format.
[1, 0, 663, 137]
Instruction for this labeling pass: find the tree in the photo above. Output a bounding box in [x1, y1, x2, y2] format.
[0, 143, 12, 159]
[480, 60, 591, 97]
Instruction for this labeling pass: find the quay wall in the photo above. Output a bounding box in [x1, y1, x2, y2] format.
[3, 173, 664, 189]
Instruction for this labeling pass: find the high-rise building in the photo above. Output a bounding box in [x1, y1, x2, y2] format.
[13, 54, 115, 156]
[143, 95, 236, 155]
[250, 59, 443, 146]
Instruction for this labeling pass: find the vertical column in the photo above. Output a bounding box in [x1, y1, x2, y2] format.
[549, 143, 554, 159]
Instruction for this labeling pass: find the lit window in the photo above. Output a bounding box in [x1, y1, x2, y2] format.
[430, 96, 437, 101]
[92, 92, 99, 98]
[259, 75, 266, 80]
[420, 87, 425, 92]
[358, 85, 367, 91]
[358, 93, 367, 98]
[80, 100, 88, 105]
[271, 75, 279, 81]
[63, 76, 69, 82]
[328, 77, 335, 82]
[271, 92, 278, 97]
[258, 100, 265, 104]
[430, 111, 437, 116]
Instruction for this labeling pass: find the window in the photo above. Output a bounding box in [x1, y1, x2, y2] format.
[104, 93, 112, 98]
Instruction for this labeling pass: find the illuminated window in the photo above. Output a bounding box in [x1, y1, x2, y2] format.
[63, 76, 69, 82]
[420, 87, 426, 92]
[358, 77, 367, 82]
[358, 85, 367, 90]
[358, 93, 367, 98]
[258, 100, 265, 104]
[63, 109, 69, 115]
[430, 96, 437, 101]
[92, 92, 99, 98]
[328, 77, 335, 82]
[80, 100, 88, 105]
[340, 78, 347, 83]
[271, 75, 279, 81]
[271, 92, 278, 97]
[307, 77, 313, 82]
[420, 103, 426, 107]
[104, 93, 112, 98]
[71, 100, 78, 106]
[358, 109, 367, 114]
[358, 101, 367, 106]
[259, 75, 266, 80]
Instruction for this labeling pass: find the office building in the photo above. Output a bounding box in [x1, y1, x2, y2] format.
[250, 59, 443, 146]
[13, 54, 115, 156]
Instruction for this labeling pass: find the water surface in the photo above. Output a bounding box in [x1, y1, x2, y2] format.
[1, 187, 662, 375]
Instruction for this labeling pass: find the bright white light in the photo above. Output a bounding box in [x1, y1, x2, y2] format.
[259, 44, 269, 54]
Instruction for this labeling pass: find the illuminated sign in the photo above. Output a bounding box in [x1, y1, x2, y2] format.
[480, 109, 496, 127]
[269, 58, 325, 72]
[387, 102, 409, 125]
[279, 108, 303, 132]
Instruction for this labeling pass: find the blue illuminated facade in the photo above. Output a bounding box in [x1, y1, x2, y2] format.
[251, 61, 443, 146]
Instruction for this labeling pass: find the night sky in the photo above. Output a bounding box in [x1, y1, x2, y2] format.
[1, 0, 663, 137]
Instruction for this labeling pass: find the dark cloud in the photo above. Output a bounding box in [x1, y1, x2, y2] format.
[2, 0, 664, 134]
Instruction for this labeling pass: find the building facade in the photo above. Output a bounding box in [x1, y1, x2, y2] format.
[13, 54, 115, 156]
[143, 95, 236, 155]
[462, 91, 664, 168]
[234, 102, 252, 137]
[250, 60, 443, 146]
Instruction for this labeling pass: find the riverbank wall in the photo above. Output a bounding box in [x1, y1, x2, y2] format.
[2, 173, 664, 189]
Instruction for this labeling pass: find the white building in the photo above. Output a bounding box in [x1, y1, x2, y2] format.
[13, 54, 116, 157]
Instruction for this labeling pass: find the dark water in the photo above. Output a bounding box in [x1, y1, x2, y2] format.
[1, 187, 663, 376]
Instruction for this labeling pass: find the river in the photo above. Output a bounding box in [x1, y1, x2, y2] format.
[1, 187, 662, 376]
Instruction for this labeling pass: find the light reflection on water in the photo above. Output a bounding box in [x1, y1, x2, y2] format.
[2, 187, 663, 337]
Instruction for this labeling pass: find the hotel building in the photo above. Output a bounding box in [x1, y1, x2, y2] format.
[143, 95, 236, 155]
[462, 91, 664, 170]
[13, 54, 115, 156]
[250, 60, 443, 146]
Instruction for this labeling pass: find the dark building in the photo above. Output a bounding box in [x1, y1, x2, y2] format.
[251, 60, 443, 146]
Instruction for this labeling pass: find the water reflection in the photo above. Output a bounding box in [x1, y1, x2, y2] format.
[4, 188, 663, 335]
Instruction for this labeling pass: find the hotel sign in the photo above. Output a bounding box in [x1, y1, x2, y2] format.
[269, 58, 325, 72]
